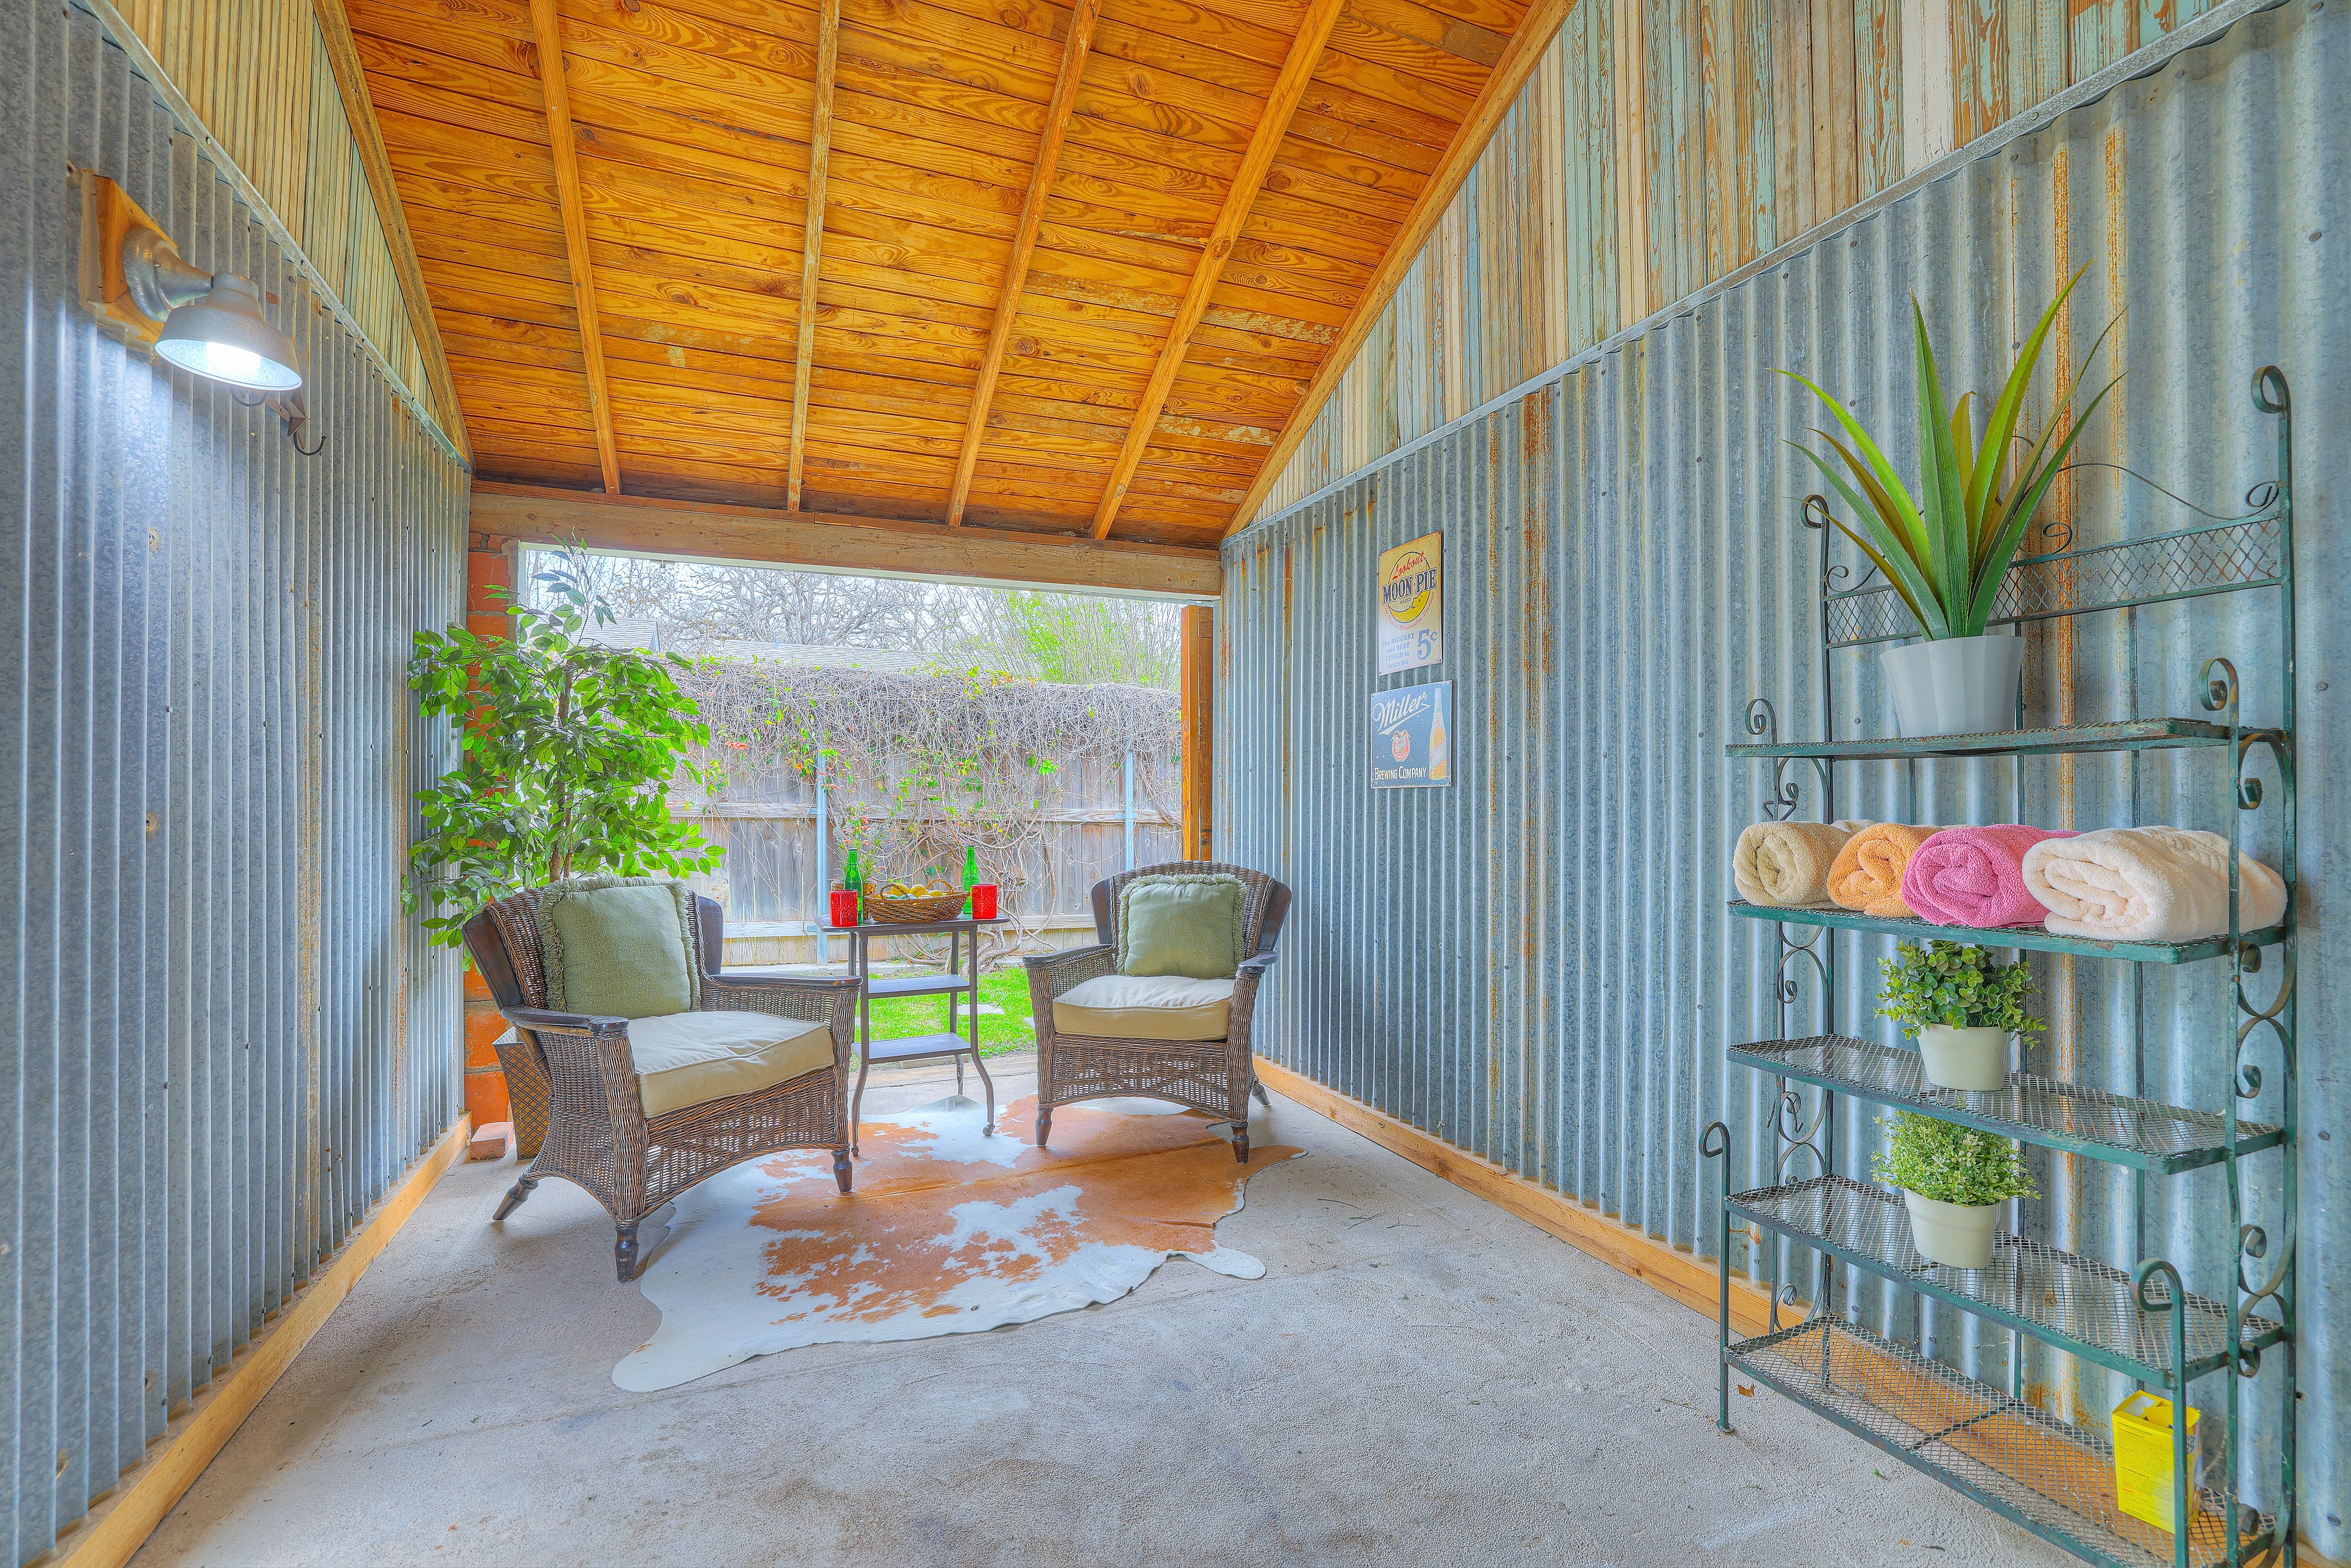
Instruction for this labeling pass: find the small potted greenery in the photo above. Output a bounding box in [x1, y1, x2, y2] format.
[1783, 272, 2118, 737]
[1871, 1112, 2037, 1269]
[1877, 939, 2042, 1091]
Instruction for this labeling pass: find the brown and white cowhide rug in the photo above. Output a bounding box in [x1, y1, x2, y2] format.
[614, 1093, 1299, 1391]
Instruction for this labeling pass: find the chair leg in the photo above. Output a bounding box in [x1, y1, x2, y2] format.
[1035, 1107, 1052, 1148]
[491, 1174, 539, 1221]
[832, 1147, 853, 1194]
[1251, 1079, 1271, 1107]
[615, 1222, 641, 1283]
[1232, 1123, 1250, 1163]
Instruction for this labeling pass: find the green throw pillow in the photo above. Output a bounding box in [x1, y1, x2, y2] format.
[1116, 874, 1246, 979]
[534, 877, 701, 1019]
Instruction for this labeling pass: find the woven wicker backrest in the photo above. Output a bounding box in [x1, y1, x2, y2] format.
[466, 886, 727, 1013]
[1092, 861, 1288, 958]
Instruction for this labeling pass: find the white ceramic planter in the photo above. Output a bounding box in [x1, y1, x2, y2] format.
[1917, 1025, 2011, 1091]
[1880, 632, 2026, 738]
[1903, 1188, 2000, 1269]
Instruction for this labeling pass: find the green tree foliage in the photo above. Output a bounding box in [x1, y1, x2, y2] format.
[404, 549, 723, 948]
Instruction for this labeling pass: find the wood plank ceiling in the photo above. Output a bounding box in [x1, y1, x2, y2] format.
[349, 0, 1537, 548]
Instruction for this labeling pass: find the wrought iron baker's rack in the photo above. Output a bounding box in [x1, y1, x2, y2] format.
[1701, 368, 2299, 1568]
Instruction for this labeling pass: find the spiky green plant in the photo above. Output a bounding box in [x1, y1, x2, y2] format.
[1783, 272, 2119, 640]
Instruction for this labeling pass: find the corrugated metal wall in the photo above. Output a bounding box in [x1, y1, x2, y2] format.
[0, 1, 470, 1561]
[1224, 0, 2345, 1551]
[1259, 0, 2253, 517]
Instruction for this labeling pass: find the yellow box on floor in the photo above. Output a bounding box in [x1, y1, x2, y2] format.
[1053, 975, 1233, 1040]
[2112, 1390, 2200, 1534]
[629, 1011, 835, 1117]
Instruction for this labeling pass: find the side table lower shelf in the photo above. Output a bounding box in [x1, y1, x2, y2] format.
[1728, 1317, 2272, 1568]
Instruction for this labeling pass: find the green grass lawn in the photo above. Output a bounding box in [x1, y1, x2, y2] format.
[861, 966, 1037, 1059]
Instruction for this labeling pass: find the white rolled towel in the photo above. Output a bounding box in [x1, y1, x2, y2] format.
[1734, 820, 1871, 908]
[2021, 826, 2287, 941]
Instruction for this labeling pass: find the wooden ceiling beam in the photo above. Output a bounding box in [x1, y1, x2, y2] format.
[1221, 0, 1579, 535]
[786, 0, 844, 513]
[470, 483, 1221, 600]
[1088, 0, 1348, 540]
[527, 0, 621, 496]
[946, 0, 1101, 527]
[309, 0, 471, 462]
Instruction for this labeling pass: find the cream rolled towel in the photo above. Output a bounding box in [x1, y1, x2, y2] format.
[1734, 820, 1871, 907]
[2021, 826, 2288, 941]
[1826, 823, 1945, 918]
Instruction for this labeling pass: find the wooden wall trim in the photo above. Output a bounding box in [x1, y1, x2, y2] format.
[1254, 1059, 1776, 1336]
[1220, 0, 1579, 535]
[308, 0, 471, 464]
[947, 0, 1100, 528]
[1180, 604, 1214, 857]
[526, 0, 620, 496]
[1089, 0, 1349, 541]
[471, 483, 1221, 600]
[785, 0, 842, 514]
[49, 1117, 472, 1568]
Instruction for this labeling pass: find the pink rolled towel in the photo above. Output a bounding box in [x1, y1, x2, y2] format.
[1901, 825, 2078, 928]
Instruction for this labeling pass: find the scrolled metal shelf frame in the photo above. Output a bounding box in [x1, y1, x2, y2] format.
[1704, 367, 2297, 1568]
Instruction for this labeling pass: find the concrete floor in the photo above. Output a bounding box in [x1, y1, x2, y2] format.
[134, 1058, 2075, 1568]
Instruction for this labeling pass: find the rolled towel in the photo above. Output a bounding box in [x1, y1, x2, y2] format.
[1735, 820, 1872, 907]
[2022, 826, 2288, 942]
[1826, 824, 1944, 918]
[1900, 825, 2078, 928]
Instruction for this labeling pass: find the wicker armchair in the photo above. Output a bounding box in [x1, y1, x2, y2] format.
[1024, 861, 1291, 1162]
[461, 886, 858, 1282]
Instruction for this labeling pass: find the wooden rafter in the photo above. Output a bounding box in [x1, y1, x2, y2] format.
[309, 0, 469, 462]
[785, 0, 843, 514]
[1087, 0, 1348, 540]
[526, 0, 620, 496]
[946, 0, 1101, 527]
[1222, 0, 1579, 535]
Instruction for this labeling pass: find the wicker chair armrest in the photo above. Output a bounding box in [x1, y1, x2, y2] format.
[1235, 951, 1279, 981]
[1024, 944, 1113, 998]
[502, 1004, 625, 1035]
[701, 974, 858, 1069]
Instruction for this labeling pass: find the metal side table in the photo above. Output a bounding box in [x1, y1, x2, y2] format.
[840, 913, 1008, 1154]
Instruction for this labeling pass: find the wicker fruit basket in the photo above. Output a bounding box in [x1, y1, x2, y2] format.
[859, 891, 966, 925]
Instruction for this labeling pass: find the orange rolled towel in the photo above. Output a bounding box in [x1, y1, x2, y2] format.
[1826, 823, 1945, 917]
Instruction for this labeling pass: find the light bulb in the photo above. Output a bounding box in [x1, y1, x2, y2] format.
[204, 343, 261, 382]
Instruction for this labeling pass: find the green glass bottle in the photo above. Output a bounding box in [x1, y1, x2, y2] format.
[962, 844, 978, 917]
[843, 845, 861, 893]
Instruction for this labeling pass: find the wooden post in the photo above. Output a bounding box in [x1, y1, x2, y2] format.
[1180, 605, 1215, 861]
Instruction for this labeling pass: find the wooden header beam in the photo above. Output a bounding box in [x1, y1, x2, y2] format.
[309, 0, 470, 462]
[1221, 0, 1578, 534]
[527, 0, 621, 495]
[471, 484, 1221, 600]
[1088, 0, 1347, 540]
[785, 0, 842, 513]
[947, 0, 1100, 527]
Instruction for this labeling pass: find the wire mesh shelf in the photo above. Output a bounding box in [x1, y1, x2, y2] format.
[1727, 901, 2285, 964]
[1824, 512, 2284, 648]
[1729, 1176, 2284, 1383]
[1725, 716, 2274, 762]
[1728, 1317, 2273, 1568]
[1727, 1036, 2282, 1174]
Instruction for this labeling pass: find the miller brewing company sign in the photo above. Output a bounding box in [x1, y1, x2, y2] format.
[1368, 681, 1451, 789]
[1375, 532, 1442, 674]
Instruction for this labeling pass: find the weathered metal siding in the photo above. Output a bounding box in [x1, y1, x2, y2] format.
[1225, 0, 2346, 1551]
[0, 2, 468, 1561]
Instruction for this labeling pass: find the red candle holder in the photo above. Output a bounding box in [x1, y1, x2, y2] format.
[829, 888, 860, 927]
[970, 883, 998, 920]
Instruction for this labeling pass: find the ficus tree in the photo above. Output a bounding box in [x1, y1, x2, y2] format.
[403, 546, 724, 948]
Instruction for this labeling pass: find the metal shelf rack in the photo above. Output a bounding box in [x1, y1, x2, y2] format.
[1702, 368, 2299, 1568]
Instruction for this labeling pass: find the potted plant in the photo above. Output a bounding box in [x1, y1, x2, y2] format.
[1783, 273, 2119, 737]
[1871, 1112, 2037, 1269]
[1877, 939, 2042, 1091]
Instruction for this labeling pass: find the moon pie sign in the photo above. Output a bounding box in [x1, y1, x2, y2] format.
[1375, 532, 1442, 675]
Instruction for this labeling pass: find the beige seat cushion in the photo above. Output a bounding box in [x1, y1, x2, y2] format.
[1053, 974, 1235, 1042]
[629, 1010, 836, 1118]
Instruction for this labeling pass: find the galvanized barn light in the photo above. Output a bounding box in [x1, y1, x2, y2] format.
[119, 224, 304, 392]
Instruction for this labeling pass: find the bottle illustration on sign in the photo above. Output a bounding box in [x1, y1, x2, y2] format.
[1427, 705, 1449, 781]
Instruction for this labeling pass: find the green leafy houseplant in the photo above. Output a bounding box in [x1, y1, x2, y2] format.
[1876, 940, 2043, 1038]
[1871, 1113, 2038, 1208]
[404, 548, 724, 948]
[1783, 269, 2119, 640]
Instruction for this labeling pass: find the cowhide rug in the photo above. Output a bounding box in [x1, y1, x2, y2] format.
[614, 1092, 1299, 1391]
